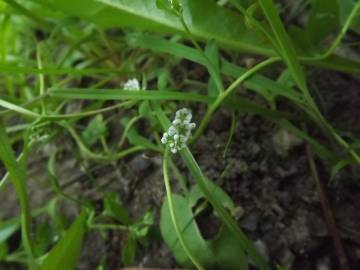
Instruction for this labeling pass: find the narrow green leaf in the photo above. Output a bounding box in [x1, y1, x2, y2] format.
[49, 88, 292, 120]
[121, 234, 137, 266]
[0, 218, 20, 244]
[258, 0, 307, 91]
[40, 211, 87, 270]
[0, 98, 39, 118]
[0, 121, 36, 268]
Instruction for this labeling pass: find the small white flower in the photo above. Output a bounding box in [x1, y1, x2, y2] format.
[168, 126, 177, 136]
[161, 107, 196, 154]
[161, 133, 168, 144]
[123, 78, 141, 91]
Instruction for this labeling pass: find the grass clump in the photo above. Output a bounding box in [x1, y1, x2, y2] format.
[0, 0, 359, 269]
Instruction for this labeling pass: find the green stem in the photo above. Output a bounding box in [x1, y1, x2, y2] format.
[89, 223, 128, 231]
[163, 149, 204, 270]
[192, 57, 279, 141]
[305, 1, 360, 61]
[36, 44, 46, 114]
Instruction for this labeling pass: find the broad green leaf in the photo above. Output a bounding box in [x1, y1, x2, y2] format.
[103, 192, 130, 225]
[40, 211, 87, 270]
[160, 194, 213, 268]
[161, 189, 247, 269]
[210, 228, 248, 270]
[28, 0, 360, 72]
[31, 0, 271, 54]
[188, 179, 234, 210]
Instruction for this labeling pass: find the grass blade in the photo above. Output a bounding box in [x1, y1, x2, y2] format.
[0, 120, 36, 269]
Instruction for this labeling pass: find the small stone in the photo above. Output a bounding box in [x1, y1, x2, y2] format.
[272, 129, 303, 156]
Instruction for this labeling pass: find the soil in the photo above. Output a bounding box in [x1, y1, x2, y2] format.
[1, 68, 360, 270]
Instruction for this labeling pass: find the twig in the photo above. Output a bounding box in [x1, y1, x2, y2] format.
[306, 145, 349, 270]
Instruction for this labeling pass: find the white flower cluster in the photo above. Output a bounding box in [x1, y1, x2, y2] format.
[123, 78, 141, 91]
[161, 108, 196, 153]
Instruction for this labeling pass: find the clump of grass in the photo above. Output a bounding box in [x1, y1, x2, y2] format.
[0, 0, 359, 269]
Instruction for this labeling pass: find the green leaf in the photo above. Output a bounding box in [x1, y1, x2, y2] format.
[156, 0, 182, 16]
[40, 211, 87, 270]
[210, 228, 248, 270]
[132, 211, 154, 239]
[121, 234, 137, 266]
[0, 121, 36, 266]
[0, 217, 20, 244]
[161, 187, 247, 269]
[34, 222, 54, 256]
[29, 0, 360, 72]
[330, 158, 353, 179]
[160, 194, 213, 268]
[306, 0, 340, 46]
[103, 192, 130, 225]
[205, 40, 223, 95]
[81, 114, 107, 146]
[0, 242, 8, 260]
[188, 179, 234, 211]
[258, 0, 307, 92]
[31, 0, 271, 55]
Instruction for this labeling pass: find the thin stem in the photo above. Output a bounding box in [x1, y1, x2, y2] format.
[163, 149, 204, 270]
[36, 44, 46, 114]
[89, 223, 128, 231]
[305, 2, 360, 61]
[192, 57, 279, 141]
[118, 115, 141, 148]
